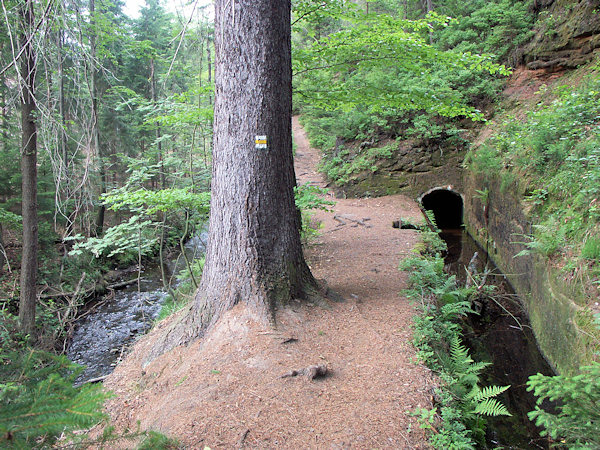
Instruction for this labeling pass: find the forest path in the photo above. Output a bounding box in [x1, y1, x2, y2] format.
[102, 118, 433, 449]
[294, 117, 426, 309]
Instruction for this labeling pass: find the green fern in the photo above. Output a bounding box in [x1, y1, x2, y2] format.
[439, 301, 474, 322]
[469, 384, 511, 403]
[473, 398, 511, 417]
[0, 348, 108, 448]
[468, 385, 512, 416]
[441, 335, 511, 423]
[405, 230, 511, 448]
[443, 334, 490, 380]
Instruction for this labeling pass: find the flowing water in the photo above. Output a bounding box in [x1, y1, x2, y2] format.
[440, 229, 555, 449]
[67, 232, 207, 383]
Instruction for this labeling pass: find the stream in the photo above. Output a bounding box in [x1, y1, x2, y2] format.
[440, 228, 555, 449]
[67, 232, 207, 384]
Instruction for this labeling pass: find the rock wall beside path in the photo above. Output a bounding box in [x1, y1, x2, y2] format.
[463, 172, 597, 376]
[523, 0, 600, 71]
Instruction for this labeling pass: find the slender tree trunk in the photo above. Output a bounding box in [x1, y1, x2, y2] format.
[198, 30, 204, 88]
[424, 0, 433, 43]
[57, 28, 74, 240]
[151, 0, 319, 357]
[19, 0, 38, 335]
[58, 30, 67, 169]
[0, 224, 4, 273]
[150, 58, 165, 188]
[0, 73, 7, 154]
[90, 0, 105, 237]
[206, 39, 212, 105]
[0, 59, 4, 267]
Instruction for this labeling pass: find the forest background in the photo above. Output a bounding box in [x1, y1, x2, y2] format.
[1, 0, 598, 447]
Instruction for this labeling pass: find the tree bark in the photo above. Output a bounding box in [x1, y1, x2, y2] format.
[149, 57, 165, 189]
[0, 70, 8, 155]
[206, 33, 212, 105]
[90, 0, 106, 237]
[151, 0, 319, 356]
[57, 27, 75, 240]
[19, 0, 38, 335]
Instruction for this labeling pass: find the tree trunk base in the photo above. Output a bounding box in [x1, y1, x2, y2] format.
[143, 276, 333, 366]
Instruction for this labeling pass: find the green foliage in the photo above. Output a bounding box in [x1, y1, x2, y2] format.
[70, 165, 210, 263]
[469, 71, 600, 283]
[416, 402, 475, 449]
[402, 231, 510, 448]
[581, 236, 600, 261]
[525, 314, 600, 448]
[136, 430, 181, 449]
[102, 188, 210, 216]
[158, 257, 205, 321]
[318, 142, 399, 184]
[400, 254, 448, 301]
[464, 142, 502, 173]
[0, 208, 21, 230]
[0, 346, 108, 448]
[415, 337, 510, 448]
[294, 7, 509, 115]
[70, 215, 158, 261]
[434, 0, 534, 63]
[513, 221, 567, 258]
[294, 182, 335, 240]
[294, 183, 335, 212]
[293, 0, 517, 189]
[441, 335, 510, 416]
[527, 361, 600, 448]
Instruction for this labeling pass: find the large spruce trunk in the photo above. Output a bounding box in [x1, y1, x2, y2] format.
[150, 0, 318, 356]
[19, 0, 38, 335]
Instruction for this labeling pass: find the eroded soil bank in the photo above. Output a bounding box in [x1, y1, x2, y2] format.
[100, 118, 434, 448]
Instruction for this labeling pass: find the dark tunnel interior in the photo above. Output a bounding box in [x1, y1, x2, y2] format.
[421, 189, 463, 229]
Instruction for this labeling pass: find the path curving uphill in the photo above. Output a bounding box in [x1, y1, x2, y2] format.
[101, 118, 434, 448]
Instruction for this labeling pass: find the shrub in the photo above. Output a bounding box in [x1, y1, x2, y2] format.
[527, 311, 600, 450]
[0, 336, 108, 448]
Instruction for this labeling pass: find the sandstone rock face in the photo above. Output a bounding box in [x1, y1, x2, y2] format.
[336, 142, 465, 200]
[524, 0, 600, 70]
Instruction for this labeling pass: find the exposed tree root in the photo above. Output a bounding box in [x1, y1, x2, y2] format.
[281, 364, 329, 380]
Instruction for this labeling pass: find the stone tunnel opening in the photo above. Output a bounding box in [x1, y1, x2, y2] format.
[420, 188, 463, 229]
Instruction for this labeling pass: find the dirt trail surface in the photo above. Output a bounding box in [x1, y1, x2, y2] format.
[101, 117, 434, 449]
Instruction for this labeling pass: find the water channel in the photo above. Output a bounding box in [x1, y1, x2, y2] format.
[441, 228, 555, 449]
[418, 185, 555, 448]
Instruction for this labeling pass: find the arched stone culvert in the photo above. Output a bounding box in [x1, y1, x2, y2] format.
[418, 186, 464, 229]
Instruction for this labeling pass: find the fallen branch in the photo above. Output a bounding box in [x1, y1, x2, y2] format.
[39, 278, 140, 300]
[238, 428, 250, 447]
[74, 374, 108, 388]
[108, 278, 141, 290]
[333, 214, 372, 228]
[57, 272, 87, 329]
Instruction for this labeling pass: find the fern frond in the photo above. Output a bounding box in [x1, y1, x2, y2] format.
[469, 384, 511, 402]
[465, 361, 490, 375]
[449, 335, 470, 363]
[474, 398, 512, 417]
